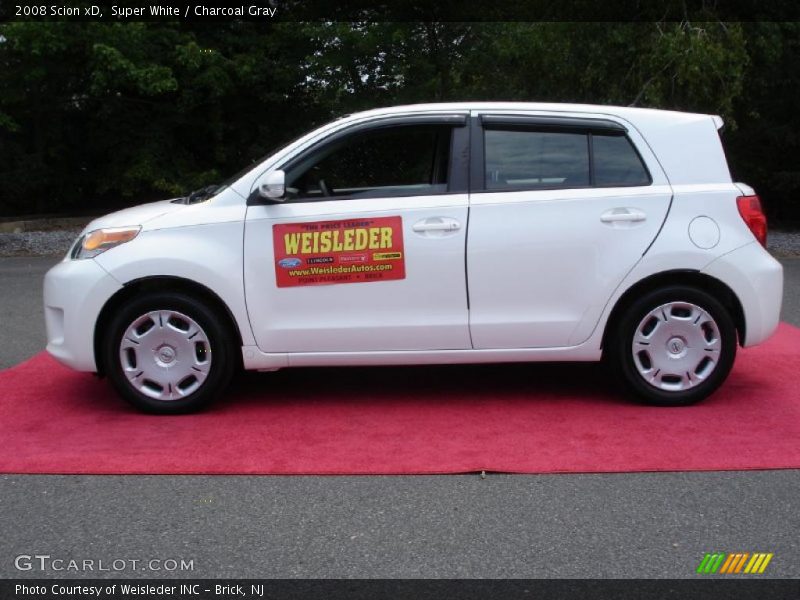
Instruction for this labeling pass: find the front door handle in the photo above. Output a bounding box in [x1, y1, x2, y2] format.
[600, 208, 647, 223]
[412, 217, 461, 233]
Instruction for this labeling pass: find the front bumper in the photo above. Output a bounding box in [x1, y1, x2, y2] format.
[43, 258, 123, 371]
[701, 242, 784, 347]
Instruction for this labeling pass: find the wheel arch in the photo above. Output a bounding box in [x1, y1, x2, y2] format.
[601, 270, 746, 351]
[93, 276, 244, 376]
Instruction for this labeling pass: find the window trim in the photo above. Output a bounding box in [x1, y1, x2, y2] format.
[480, 114, 627, 134]
[259, 114, 469, 204]
[472, 115, 652, 194]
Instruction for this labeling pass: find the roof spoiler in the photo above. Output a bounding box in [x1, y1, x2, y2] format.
[712, 115, 725, 132]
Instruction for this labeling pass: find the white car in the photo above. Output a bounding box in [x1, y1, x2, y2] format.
[43, 102, 783, 413]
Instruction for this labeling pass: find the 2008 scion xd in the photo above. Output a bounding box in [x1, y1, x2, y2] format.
[44, 103, 784, 413]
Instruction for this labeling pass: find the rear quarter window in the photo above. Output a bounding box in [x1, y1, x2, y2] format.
[592, 134, 651, 187]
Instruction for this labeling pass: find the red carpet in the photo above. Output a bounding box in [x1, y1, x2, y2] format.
[1, 323, 799, 475]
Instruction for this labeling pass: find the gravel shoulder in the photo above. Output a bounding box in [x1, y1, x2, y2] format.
[0, 229, 82, 257]
[768, 230, 800, 257]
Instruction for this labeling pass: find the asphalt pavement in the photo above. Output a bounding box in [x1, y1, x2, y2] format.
[0, 256, 798, 579]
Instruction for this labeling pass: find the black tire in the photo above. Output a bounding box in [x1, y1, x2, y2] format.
[608, 285, 737, 406]
[103, 291, 236, 414]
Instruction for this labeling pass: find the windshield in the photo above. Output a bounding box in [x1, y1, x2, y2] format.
[178, 132, 309, 204]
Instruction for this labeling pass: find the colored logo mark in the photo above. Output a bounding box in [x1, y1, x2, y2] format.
[696, 552, 773, 574]
[278, 258, 302, 269]
[373, 251, 403, 261]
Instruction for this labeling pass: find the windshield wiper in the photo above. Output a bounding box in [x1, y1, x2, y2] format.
[175, 185, 221, 205]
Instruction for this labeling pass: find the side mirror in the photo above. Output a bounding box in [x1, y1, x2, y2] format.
[257, 170, 286, 202]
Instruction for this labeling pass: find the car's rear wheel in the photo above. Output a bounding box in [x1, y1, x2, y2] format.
[609, 286, 737, 406]
[103, 292, 236, 413]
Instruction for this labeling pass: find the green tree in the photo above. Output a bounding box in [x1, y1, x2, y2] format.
[0, 19, 796, 221]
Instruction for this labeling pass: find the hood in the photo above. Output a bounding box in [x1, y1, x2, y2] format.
[83, 199, 185, 232]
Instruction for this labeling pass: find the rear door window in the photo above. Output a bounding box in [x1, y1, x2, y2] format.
[484, 130, 590, 190]
[481, 122, 651, 191]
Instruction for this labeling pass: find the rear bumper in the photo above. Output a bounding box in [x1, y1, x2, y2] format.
[43, 258, 122, 371]
[701, 242, 784, 347]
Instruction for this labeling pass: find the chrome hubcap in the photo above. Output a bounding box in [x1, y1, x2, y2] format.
[631, 302, 721, 392]
[119, 310, 212, 401]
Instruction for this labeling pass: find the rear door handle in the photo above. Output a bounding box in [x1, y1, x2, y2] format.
[412, 217, 461, 233]
[600, 208, 647, 223]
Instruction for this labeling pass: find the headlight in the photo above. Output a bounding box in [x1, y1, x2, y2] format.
[71, 226, 141, 259]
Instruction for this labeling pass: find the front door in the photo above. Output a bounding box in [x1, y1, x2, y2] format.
[244, 115, 472, 353]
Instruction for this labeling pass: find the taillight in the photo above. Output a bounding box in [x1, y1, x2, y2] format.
[736, 194, 767, 247]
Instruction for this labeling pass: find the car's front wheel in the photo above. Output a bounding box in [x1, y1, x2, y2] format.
[103, 292, 236, 413]
[609, 286, 737, 406]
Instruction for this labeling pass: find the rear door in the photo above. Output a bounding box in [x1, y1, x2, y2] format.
[467, 112, 673, 348]
[244, 114, 472, 352]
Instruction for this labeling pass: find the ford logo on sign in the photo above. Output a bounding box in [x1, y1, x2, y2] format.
[278, 258, 302, 269]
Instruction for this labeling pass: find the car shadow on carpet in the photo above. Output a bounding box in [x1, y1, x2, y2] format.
[224, 361, 627, 411]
